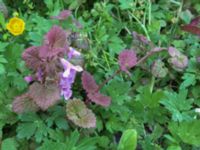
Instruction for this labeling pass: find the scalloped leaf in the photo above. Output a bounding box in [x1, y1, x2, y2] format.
[81, 71, 99, 93]
[118, 50, 137, 72]
[29, 82, 60, 110]
[22, 46, 42, 71]
[44, 25, 67, 48]
[12, 94, 39, 114]
[66, 99, 96, 128]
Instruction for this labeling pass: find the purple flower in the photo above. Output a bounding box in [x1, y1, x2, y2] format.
[68, 47, 81, 59]
[59, 70, 76, 100]
[59, 58, 83, 100]
[36, 68, 43, 81]
[60, 58, 82, 77]
[24, 76, 33, 83]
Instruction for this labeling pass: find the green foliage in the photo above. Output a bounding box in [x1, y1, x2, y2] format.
[118, 129, 137, 150]
[1, 0, 200, 149]
[161, 89, 194, 121]
[169, 120, 200, 146]
[1, 138, 18, 150]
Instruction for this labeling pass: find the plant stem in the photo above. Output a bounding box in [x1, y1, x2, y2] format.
[98, 69, 121, 90]
[99, 48, 167, 89]
[148, 0, 151, 25]
[129, 11, 151, 41]
[150, 76, 155, 93]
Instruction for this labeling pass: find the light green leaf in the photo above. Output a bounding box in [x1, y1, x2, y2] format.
[0, 63, 5, 74]
[169, 120, 200, 146]
[0, 42, 8, 52]
[1, 138, 18, 150]
[118, 129, 137, 150]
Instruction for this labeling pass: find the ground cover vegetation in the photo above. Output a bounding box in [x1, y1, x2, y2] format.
[0, 0, 200, 149]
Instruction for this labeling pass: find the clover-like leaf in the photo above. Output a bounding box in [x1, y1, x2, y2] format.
[12, 94, 39, 114]
[118, 50, 137, 72]
[66, 99, 96, 128]
[29, 82, 60, 110]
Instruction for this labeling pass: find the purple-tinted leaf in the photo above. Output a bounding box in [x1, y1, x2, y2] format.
[181, 25, 200, 35]
[132, 31, 149, 44]
[169, 55, 188, 71]
[29, 82, 60, 110]
[81, 71, 99, 93]
[168, 47, 180, 57]
[190, 16, 200, 26]
[88, 92, 111, 107]
[118, 50, 137, 72]
[22, 46, 43, 70]
[39, 46, 65, 59]
[168, 47, 188, 71]
[66, 99, 96, 128]
[51, 10, 71, 21]
[44, 25, 67, 48]
[12, 94, 39, 114]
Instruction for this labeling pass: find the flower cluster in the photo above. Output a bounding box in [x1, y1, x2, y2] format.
[59, 56, 82, 100]
[13, 25, 83, 112]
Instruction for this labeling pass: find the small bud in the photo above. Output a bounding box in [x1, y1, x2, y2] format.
[151, 59, 168, 78]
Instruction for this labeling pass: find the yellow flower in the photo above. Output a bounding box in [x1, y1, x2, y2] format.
[6, 17, 25, 36]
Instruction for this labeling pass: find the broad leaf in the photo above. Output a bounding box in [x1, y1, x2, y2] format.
[29, 82, 60, 110]
[66, 99, 96, 128]
[12, 93, 39, 114]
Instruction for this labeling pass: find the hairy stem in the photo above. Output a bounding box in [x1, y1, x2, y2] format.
[99, 48, 166, 89]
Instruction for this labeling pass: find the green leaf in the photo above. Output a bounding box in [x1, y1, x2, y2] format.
[161, 89, 193, 121]
[105, 79, 131, 105]
[34, 120, 48, 142]
[119, 0, 134, 10]
[180, 9, 193, 24]
[169, 120, 200, 146]
[167, 145, 182, 150]
[1, 138, 18, 150]
[0, 55, 7, 63]
[0, 42, 8, 52]
[108, 36, 126, 55]
[17, 123, 37, 139]
[37, 140, 66, 150]
[180, 73, 196, 89]
[118, 129, 137, 150]
[55, 118, 68, 130]
[0, 63, 5, 74]
[137, 86, 165, 108]
[0, 13, 5, 28]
